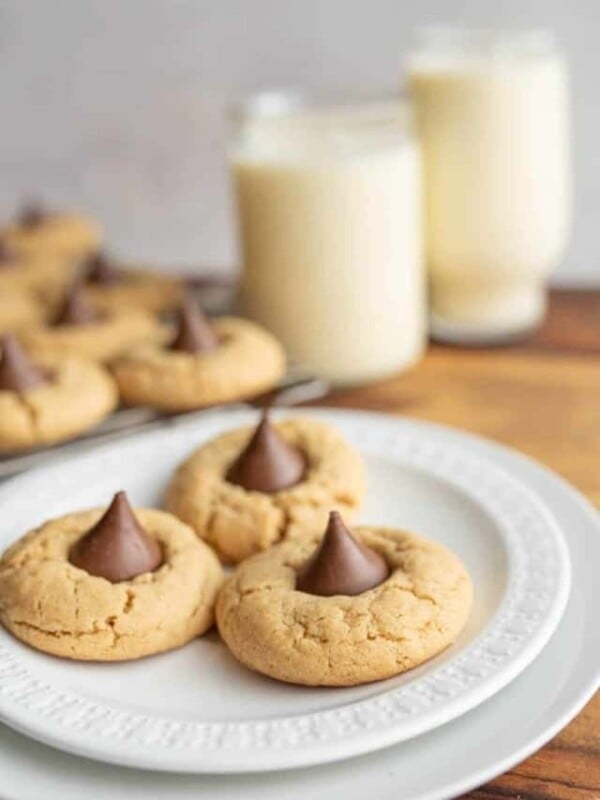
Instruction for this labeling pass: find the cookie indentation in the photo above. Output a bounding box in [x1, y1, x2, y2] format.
[166, 417, 365, 564]
[0, 507, 224, 661]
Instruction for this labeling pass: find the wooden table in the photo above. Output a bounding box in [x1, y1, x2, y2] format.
[314, 290, 600, 799]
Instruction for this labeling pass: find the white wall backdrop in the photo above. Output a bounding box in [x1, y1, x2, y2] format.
[1, 0, 598, 285]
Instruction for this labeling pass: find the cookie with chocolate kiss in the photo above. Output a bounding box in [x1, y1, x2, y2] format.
[84, 251, 122, 285]
[55, 283, 99, 326]
[69, 491, 163, 582]
[170, 295, 219, 353]
[0, 335, 48, 392]
[296, 511, 389, 596]
[227, 412, 306, 493]
[216, 517, 472, 685]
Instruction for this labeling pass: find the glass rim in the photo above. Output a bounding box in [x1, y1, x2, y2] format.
[412, 25, 559, 56]
[229, 89, 414, 130]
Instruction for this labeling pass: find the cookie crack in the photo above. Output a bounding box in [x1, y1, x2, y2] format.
[122, 589, 135, 614]
[11, 619, 105, 639]
[275, 504, 293, 544]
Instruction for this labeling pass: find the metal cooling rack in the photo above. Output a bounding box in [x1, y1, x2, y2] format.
[0, 370, 330, 480]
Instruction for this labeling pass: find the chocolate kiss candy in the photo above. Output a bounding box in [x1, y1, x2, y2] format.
[84, 251, 122, 285]
[0, 335, 48, 392]
[170, 296, 219, 353]
[227, 412, 305, 493]
[296, 511, 390, 597]
[18, 201, 46, 229]
[55, 283, 99, 326]
[69, 491, 163, 582]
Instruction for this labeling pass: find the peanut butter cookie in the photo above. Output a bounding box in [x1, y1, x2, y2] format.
[216, 522, 473, 686]
[0, 289, 46, 335]
[81, 252, 184, 314]
[21, 283, 167, 364]
[113, 315, 286, 412]
[166, 417, 365, 564]
[0, 501, 223, 661]
[0, 245, 75, 307]
[0, 335, 118, 453]
[3, 204, 101, 262]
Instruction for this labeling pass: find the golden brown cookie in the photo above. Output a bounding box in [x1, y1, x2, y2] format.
[216, 526, 473, 686]
[0, 352, 118, 453]
[0, 289, 46, 335]
[0, 251, 76, 308]
[84, 267, 185, 314]
[3, 208, 101, 262]
[20, 308, 167, 364]
[165, 417, 365, 564]
[112, 316, 286, 412]
[0, 507, 223, 661]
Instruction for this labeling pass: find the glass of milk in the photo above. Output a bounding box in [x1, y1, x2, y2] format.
[230, 93, 426, 385]
[408, 28, 572, 343]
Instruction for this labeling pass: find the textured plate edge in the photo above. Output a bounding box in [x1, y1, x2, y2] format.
[416, 469, 600, 800]
[0, 407, 573, 773]
[0, 412, 597, 800]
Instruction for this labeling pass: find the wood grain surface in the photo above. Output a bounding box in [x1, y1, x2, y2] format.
[313, 290, 600, 800]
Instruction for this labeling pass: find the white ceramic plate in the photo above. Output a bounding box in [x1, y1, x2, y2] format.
[0, 412, 597, 800]
[0, 409, 571, 773]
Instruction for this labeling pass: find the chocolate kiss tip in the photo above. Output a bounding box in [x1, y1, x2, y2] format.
[227, 412, 305, 493]
[69, 491, 163, 583]
[55, 283, 98, 326]
[0, 335, 47, 392]
[18, 202, 46, 228]
[84, 251, 121, 285]
[296, 511, 390, 597]
[170, 296, 219, 353]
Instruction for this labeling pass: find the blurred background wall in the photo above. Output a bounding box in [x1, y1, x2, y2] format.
[1, 0, 598, 285]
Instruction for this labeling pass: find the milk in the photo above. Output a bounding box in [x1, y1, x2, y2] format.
[231, 101, 425, 384]
[408, 30, 572, 341]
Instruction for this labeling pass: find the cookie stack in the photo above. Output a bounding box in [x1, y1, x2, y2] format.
[0, 203, 286, 454]
[0, 411, 472, 686]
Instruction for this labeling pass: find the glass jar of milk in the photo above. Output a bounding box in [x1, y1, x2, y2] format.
[408, 29, 572, 343]
[230, 94, 426, 385]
